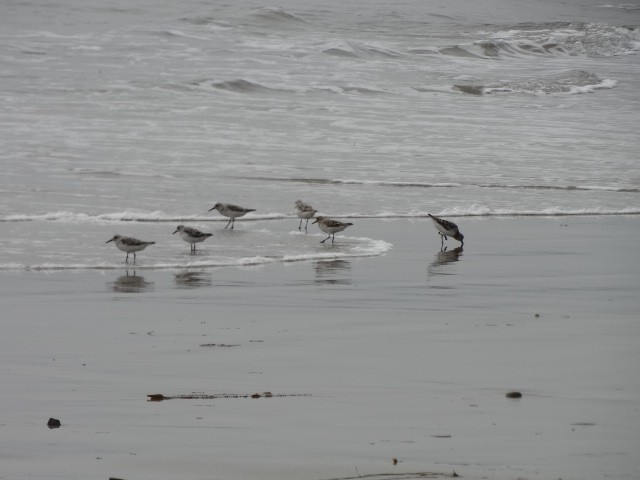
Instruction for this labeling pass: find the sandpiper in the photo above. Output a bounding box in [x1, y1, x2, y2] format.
[312, 216, 353, 243]
[428, 213, 464, 246]
[173, 225, 213, 252]
[208, 203, 255, 229]
[106, 235, 155, 263]
[295, 200, 317, 232]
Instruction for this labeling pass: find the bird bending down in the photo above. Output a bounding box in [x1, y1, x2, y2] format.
[173, 225, 213, 252]
[428, 214, 464, 247]
[106, 235, 155, 263]
[208, 203, 256, 229]
[312, 216, 353, 243]
[294, 200, 317, 232]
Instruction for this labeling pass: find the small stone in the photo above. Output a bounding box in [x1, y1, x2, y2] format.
[251, 393, 261, 398]
[392, 458, 398, 465]
[506, 391, 523, 399]
[147, 394, 166, 401]
[47, 418, 61, 428]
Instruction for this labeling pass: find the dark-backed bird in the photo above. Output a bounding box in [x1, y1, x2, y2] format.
[428, 213, 464, 246]
[208, 203, 255, 229]
[312, 216, 353, 244]
[106, 235, 155, 263]
[173, 225, 213, 252]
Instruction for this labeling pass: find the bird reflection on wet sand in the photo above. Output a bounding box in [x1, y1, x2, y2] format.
[108, 270, 154, 293]
[174, 270, 212, 289]
[314, 259, 351, 285]
[427, 246, 463, 281]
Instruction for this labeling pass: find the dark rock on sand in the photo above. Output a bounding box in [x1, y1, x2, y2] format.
[47, 418, 61, 428]
[506, 391, 523, 398]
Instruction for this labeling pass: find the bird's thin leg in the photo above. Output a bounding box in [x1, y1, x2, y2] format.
[133, 252, 136, 264]
[331, 234, 335, 243]
[126, 253, 129, 263]
[230, 218, 235, 229]
[320, 235, 331, 243]
[224, 218, 232, 229]
[299, 219, 302, 230]
[305, 219, 309, 232]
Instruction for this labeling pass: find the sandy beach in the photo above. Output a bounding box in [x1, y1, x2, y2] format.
[1, 216, 639, 480]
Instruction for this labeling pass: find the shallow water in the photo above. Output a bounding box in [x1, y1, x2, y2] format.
[2, 217, 639, 480]
[1, 0, 639, 270]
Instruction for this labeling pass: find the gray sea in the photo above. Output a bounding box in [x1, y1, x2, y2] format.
[1, 0, 639, 269]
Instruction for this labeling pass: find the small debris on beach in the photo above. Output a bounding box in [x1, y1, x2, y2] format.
[392, 457, 398, 465]
[147, 392, 309, 401]
[506, 391, 523, 399]
[200, 343, 241, 347]
[47, 418, 61, 429]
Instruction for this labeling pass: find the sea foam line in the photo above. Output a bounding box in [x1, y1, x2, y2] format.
[0, 238, 393, 272]
[240, 176, 640, 192]
[2, 208, 640, 224]
[0, 210, 288, 223]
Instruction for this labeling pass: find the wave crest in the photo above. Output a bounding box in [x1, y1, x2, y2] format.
[246, 7, 306, 25]
[240, 176, 639, 192]
[322, 40, 403, 59]
[454, 70, 616, 95]
[442, 23, 640, 59]
[211, 79, 273, 93]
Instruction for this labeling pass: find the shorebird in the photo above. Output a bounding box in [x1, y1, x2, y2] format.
[106, 235, 155, 263]
[312, 216, 353, 243]
[428, 213, 464, 247]
[173, 225, 213, 252]
[208, 203, 255, 229]
[294, 200, 317, 232]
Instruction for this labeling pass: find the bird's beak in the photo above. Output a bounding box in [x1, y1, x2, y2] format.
[208, 206, 215, 212]
[172, 230, 178, 235]
[312, 220, 317, 224]
[106, 238, 113, 243]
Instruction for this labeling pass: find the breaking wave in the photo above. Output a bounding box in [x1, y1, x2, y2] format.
[454, 70, 616, 95]
[441, 22, 640, 58]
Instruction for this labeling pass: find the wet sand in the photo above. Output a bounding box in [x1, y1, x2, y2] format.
[1, 216, 639, 480]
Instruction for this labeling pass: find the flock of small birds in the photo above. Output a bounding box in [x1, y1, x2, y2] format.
[106, 200, 464, 263]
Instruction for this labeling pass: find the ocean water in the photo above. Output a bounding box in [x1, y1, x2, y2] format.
[1, 0, 639, 270]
